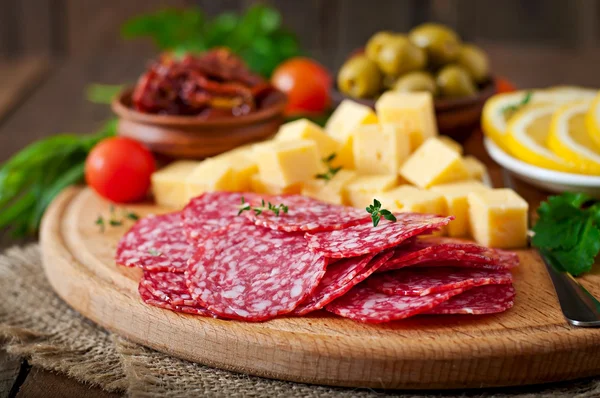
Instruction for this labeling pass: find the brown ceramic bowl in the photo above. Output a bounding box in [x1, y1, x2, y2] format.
[331, 77, 497, 142]
[111, 88, 287, 159]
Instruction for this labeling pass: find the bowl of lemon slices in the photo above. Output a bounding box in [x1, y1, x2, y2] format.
[482, 86, 600, 195]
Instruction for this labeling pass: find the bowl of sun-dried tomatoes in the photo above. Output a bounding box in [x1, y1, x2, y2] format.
[112, 48, 287, 159]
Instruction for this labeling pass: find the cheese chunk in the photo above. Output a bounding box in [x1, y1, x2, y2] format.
[375, 92, 438, 150]
[346, 174, 399, 208]
[325, 100, 378, 168]
[151, 160, 200, 208]
[380, 185, 445, 214]
[254, 140, 323, 187]
[463, 155, 487, 181]
[214, 152, 258, 191]
[302, 170, 357, 205]
[438, 135, 463, 154]
[352, 123, 411, 175]
[250, 174, 303, 195]
[400, 137, 470, 188]
[185, 158, 235, 201]
[275, 118, 340, 159]
[430, 180, 490, 237]
[468, 189, 528, 248]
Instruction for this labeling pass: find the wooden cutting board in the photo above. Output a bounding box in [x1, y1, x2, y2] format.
[40, 186, 600, 390]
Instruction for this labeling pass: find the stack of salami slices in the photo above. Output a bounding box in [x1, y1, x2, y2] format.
[116, 192, 518, 323]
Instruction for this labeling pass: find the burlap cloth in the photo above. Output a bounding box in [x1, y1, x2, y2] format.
[1, 244, 599, 398]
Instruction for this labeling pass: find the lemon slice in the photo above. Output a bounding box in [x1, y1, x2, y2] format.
[586, 92, 600, 148]
[482, 88, 597, 153]
[505, 104, 580, 173]
[548, 101, 600, 175]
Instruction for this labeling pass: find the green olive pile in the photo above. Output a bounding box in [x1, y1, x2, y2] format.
[337, 23, 491, 100]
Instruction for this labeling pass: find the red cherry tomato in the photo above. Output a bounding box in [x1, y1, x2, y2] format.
[496, 77, 517, 93]
[85, 137, 155, 203]
[271, 57, 332, 115]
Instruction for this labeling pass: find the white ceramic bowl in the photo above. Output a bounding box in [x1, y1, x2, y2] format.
[484, 137, 600, 196]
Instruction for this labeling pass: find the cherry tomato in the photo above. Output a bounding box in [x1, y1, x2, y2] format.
[85, 137, 155, 203]
[271, 57, 332, 115]
[496, 77, 517, 93]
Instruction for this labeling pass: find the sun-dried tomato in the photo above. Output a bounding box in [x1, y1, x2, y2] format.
[131, 49, 272, 117]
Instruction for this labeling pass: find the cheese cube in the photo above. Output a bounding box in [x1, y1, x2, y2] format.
[185, 158, 235, 200]
[375, 92, 438, 150]
[151, 160, 200, 208]
[463, 155, 487, 181]
[250, 174, 302, 195]
[430, 180, 490, 237]
[275, 119, 340, 159]
[400, 137, 470, 188]
[253, 140, 323, 187]
[438, 135, 463, 154]
[380, 185, 446, 214]
[302, 170, 357, 205]
[468, 189, 528, 248]
[352, 123, 411, 175]
[325, 100, 378, 168]
[214, 152, 258, 191]
[346, 174, 399, 208]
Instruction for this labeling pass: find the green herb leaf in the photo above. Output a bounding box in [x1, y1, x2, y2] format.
[95, 216, 105, 232]
[125, 212, 140, 221]
[532, 192, 600, 276]
[366, 199, 396, 228]
[372, 214, 381, 227]
[501, 91, 533, 116]
[148, 248, 162, 257]
[109, 219, 123, 227]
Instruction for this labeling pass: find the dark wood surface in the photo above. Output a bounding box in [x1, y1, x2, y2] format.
[0, 44, 597, 396]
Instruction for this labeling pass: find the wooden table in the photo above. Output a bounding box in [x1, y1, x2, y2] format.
[0, 44, 597, 397]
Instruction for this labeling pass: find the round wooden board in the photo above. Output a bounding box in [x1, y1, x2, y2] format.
[40, 187, 600, 390]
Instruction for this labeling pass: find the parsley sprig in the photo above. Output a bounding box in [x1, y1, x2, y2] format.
[501, 91, 533, 116]
[238, 196, 289, 217]
[315, 153, 342, 182]
[366, 199, 397, 227]
[531, 192, 600, 276]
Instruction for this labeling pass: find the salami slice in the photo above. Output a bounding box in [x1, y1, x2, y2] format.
[306, 213, 452, 258]
[116, 212, 193, 273]
[325, 285, 465, 323]
[245, 194, 370, 232]
[425, 284, 516, 315]
[186, 223, 327, 321]
[141, 271, 197, 306]
[378, 237, 520, 272]
[139, 282, 216, 317]
[182, 191, 262, 242]
[368, 267, 513, 296]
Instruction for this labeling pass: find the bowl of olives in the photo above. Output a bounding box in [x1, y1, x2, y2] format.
[333, 23, 497, 142]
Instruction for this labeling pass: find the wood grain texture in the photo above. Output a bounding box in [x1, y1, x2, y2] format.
[0, 57, 49, 123]
[16, 367, 122, 398]
[0, 351, 21, 398]
[39, 186, 600, 390]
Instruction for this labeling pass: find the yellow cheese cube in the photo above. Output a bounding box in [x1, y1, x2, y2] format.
[302, 170, 357, 205]
[380, 185, 446, 214]
[275, 118, 340, 159]
[463, 155, 487, 181]
[185, 158, 235, 200]
[250, 174, 302, 195]
[352, 123, 411, 175]
[438, 135, 463, 154]
[430, 180, 490, 237]
[325, 100, 378, 168]
[400, 137, 470, 188]
[468, 189, 528, 248]
[346, 174, 399, 208]
[375, 92, 438, 150]
[151, 160, 200, 208]
[214, 150, 258, 192]
[253, 140, 323, 187]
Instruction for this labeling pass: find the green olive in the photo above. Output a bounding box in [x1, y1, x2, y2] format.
[436, 65, 477, 98]
[365, 31, 395, 62]
[409, 23, 461, 66]
[457, 44, 490, 83]
[337, 55, 382, 99]
[393, 71, 438, 95]
[375, 35, 427, 77]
